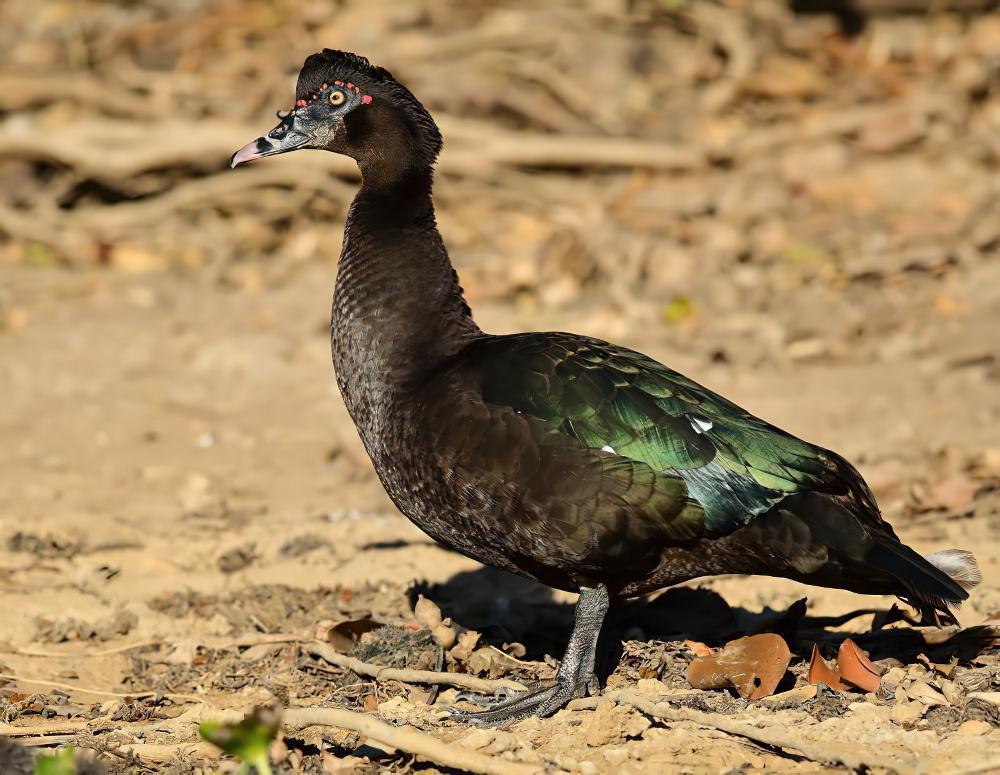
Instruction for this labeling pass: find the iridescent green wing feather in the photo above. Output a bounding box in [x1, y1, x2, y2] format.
[471, 333, 874, 535]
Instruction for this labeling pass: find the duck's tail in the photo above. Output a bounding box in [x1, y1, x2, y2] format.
[867, 540, 981, 626]
[924, 549, 983, 592]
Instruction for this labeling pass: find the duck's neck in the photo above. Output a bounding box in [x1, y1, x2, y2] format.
[332, 167, 479, 402]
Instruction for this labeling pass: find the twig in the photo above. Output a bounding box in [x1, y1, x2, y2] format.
[8, 735, 77, 747]
[9, 639, 164, 659]
[80, 165, 353, 229]
[6, 633, 305, 660]
[440, 117, 699, 173]
[305, 641, 526, 695]
[283, 706, 543, 775]
[0, 672, 202, 702]
[0, 722, 89, 737]
[592, 690, 915, 773]
[688, 2, 756, 112]
[0, 72, 154, 117]
[75, 739, 156, 772]
[110, 741, 221, 764]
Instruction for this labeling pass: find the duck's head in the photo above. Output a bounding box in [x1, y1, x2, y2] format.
[231, 49, 441, 183]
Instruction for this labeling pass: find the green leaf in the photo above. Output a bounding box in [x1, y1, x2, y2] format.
[662, 296, 695, 324]
[22, 242, 60, 268]
[199, 706, 279, 775]
[34, 747, 77, 775]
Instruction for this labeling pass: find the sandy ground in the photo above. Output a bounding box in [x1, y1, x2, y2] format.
[1, 1, 999, 773]
[1, 259, 997, 773]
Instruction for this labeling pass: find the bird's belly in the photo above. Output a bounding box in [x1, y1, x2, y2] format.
[365, 445, 661, 591]
[372, 460, 558, 580]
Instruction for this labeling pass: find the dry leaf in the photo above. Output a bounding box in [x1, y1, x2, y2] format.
[807, 644, 851, 691]
[967, 691, 1000, 707]
[449, 629, 482, 663]
[880, 666, 907, 689]
[921, 473, 977, 511]
[758, 684, 819, 707]
[684, 640, 713, 657]
[687, 633, 791, 699]
[414, 595, 443, 629]
[315, 618, 383, 652]
[431, 623, 457, 649]
[857, 107, 927, 154]
[837, 639, 882, 692]
[109, 243, 168, 274]
[890, 699, 925, 724]
[955, 720, 992, 736]
[940, 680, 962, 706]
[907, 680, 949, 707]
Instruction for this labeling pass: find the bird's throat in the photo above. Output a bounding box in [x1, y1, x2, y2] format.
[331, 172, 479, 420]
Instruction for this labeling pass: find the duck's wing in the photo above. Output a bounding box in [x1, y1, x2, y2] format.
[424, 332, 972, 616]
[460, 332, 882, 538]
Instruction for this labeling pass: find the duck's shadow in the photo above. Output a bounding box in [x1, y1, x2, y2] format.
[413, 565, 994, 668]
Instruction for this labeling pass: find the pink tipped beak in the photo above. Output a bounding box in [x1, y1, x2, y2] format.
[230, 114, 310, 169]
[230, 138, 267, 168]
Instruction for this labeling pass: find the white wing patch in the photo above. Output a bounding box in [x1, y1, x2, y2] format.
[689, 417, 714, 434]
[601, 444, 616, 454]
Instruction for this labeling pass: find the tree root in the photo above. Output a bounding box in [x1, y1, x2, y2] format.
[306, 641, 526, 695]
[283, 706, 544, 775]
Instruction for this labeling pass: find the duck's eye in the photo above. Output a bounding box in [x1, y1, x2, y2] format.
[329, 90, 346, 106]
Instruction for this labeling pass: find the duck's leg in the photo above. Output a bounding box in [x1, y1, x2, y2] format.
[445, 584, 610, 726]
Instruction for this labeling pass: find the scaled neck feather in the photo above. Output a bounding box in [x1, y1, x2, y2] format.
[332, 162, 479, 408]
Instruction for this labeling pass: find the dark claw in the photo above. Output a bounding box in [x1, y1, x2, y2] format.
[444, 585, 609, 725]
[444, 679, 581, 726]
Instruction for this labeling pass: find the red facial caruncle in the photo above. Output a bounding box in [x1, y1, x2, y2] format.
[296, 80, 373, 110]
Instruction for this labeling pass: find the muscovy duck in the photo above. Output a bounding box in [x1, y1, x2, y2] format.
[231, 50, 980, 724]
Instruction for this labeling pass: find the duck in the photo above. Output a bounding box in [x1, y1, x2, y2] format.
[231, 49, 980, 724]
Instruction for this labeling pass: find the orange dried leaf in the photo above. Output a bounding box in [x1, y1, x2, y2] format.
[687, 656, 730, 691]
[687, 633, 791, 700]
[837, 639, 882, 692]
[684, 640, 713, 657]
[807, 643, 850, 691]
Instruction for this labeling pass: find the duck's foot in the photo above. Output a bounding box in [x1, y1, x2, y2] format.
[443, 583, 609, 726]
[445, 675, 593, 726]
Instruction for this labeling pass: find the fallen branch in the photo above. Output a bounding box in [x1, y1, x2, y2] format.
[688, 2, 756, 112]
[283, 706, 542, 775]
[110, 741, 221, 764]
[0, 672, 202, 703]
[8, 735, 77, 747]
[305, 641, 526, 695]
[0, 72, 154, 117]
[0, 117, 699, 188]
[9, 639, 165, 659]
[0, 722, 89, 738]
[585, 690, 915, 773]
[6, 633, 308, 660]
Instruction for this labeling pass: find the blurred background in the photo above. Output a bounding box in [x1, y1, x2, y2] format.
[0, 0, 998, 768]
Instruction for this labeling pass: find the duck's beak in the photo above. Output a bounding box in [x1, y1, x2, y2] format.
[230, 111, 311, 168]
